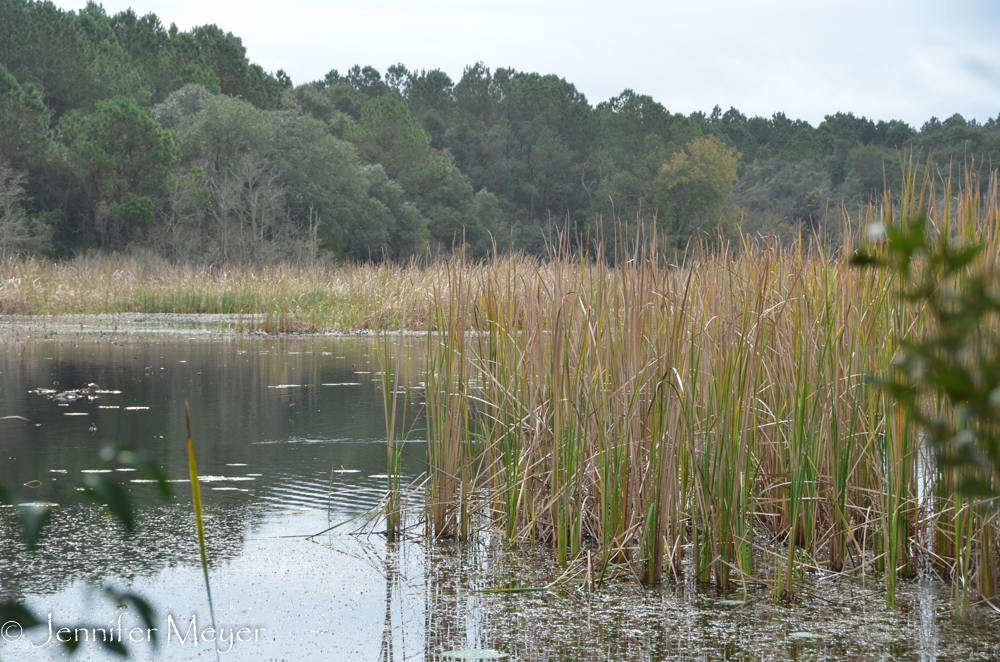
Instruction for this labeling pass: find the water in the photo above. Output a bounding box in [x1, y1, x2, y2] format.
[1, 322, 999, 661]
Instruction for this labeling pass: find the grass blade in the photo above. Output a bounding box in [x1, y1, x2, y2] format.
[186, 401, 220, 662]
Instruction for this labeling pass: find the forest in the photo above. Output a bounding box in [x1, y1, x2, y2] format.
[2, 0, 999, 263]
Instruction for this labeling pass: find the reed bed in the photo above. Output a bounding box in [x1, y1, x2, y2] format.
[412, 171, 1000, 611]
[0, 256, 446, 331]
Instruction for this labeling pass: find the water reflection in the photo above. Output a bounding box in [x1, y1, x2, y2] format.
[1, 334, 425, 603]
[2, 332, 1000, 661]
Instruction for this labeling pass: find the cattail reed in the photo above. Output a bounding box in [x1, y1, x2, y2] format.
[407, 167, 1000, 610]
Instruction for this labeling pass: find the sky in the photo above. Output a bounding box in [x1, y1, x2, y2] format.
[57, 0, 1000, 127]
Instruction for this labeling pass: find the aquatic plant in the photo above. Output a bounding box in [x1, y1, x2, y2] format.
[185, 402, 221, 662]
[404, 164, 1000, 612]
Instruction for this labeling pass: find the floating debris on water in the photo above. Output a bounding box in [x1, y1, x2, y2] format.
[442, 651, 509, 660]
[30, 383, 111, 404]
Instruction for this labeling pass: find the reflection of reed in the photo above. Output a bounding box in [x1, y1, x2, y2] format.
[379, 544, 398, 662]
[422, 540, 483, 661]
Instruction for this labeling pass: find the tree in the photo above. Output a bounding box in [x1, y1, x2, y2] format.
[59, 96, 179, 247]
[177, 94, 274, 172]
[591, 89, 701, 221]
[346, 95, 431, 186]
[654, 135, 738, 239]
[415, 154, 497, 258]
[405, 68, 454, 148]
[271, 111, 396, 259]
[0, 160, 51, 258]
[0, 63, 54, 171]
[153, 83, 214, 129]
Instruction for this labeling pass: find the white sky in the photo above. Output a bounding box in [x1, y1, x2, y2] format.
[58, 0, 1000, 127]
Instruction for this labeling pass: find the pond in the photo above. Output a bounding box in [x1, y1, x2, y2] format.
[2, 316, 999, 661]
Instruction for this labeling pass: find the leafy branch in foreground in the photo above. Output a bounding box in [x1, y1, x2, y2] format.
[852, 215, 1000, 494]
[0, 436, 170, 657]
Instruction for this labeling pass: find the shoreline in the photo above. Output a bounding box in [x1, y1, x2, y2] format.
[0, 313, 385, 339]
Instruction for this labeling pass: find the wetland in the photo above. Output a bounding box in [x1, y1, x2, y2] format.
[1, 319, 999, 661]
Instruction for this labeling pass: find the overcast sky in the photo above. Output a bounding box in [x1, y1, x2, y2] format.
[57, 0, 1000, 127]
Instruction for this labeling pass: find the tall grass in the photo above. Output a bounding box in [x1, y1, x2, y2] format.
[410, 168, 1000, 612]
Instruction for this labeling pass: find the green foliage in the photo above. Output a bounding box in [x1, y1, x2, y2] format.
[853, 216, 1000, 494]
[172, 63, 221, 94]
[270, 111, 400, 259]
[59, 96, 178, 247]
[654, 135, 738, 241]
[284, 84, 351, 136]
[347, 95, 432, 186]
[415, 154, 498, 257]
[0, 63, 55, 170]
[590, 89, 701, 222]
[60, 96, 178, 201]
[177, 94, 274, 170]
[108, 192, 155, 228]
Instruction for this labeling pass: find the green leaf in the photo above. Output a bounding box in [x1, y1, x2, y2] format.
[99, 637, 128, 656]
[848, 249, 880, 267]
[105, 588, 158, 648]
[20, 506, 52, 551]
[60, 630, 80, 652]
[0, 601, 42, 629]
[83, 476, 134, 533]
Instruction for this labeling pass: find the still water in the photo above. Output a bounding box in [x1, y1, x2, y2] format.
[1, 320, 1000, 661]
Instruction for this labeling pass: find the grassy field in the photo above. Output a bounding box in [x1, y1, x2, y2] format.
[4, 169, 999, 611]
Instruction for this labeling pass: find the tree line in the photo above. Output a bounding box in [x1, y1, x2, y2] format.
[2, 0, 998, 263]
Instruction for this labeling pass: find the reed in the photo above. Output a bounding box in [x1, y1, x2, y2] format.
[185, 402, 220, 662]
[374, 298, 409, 542]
